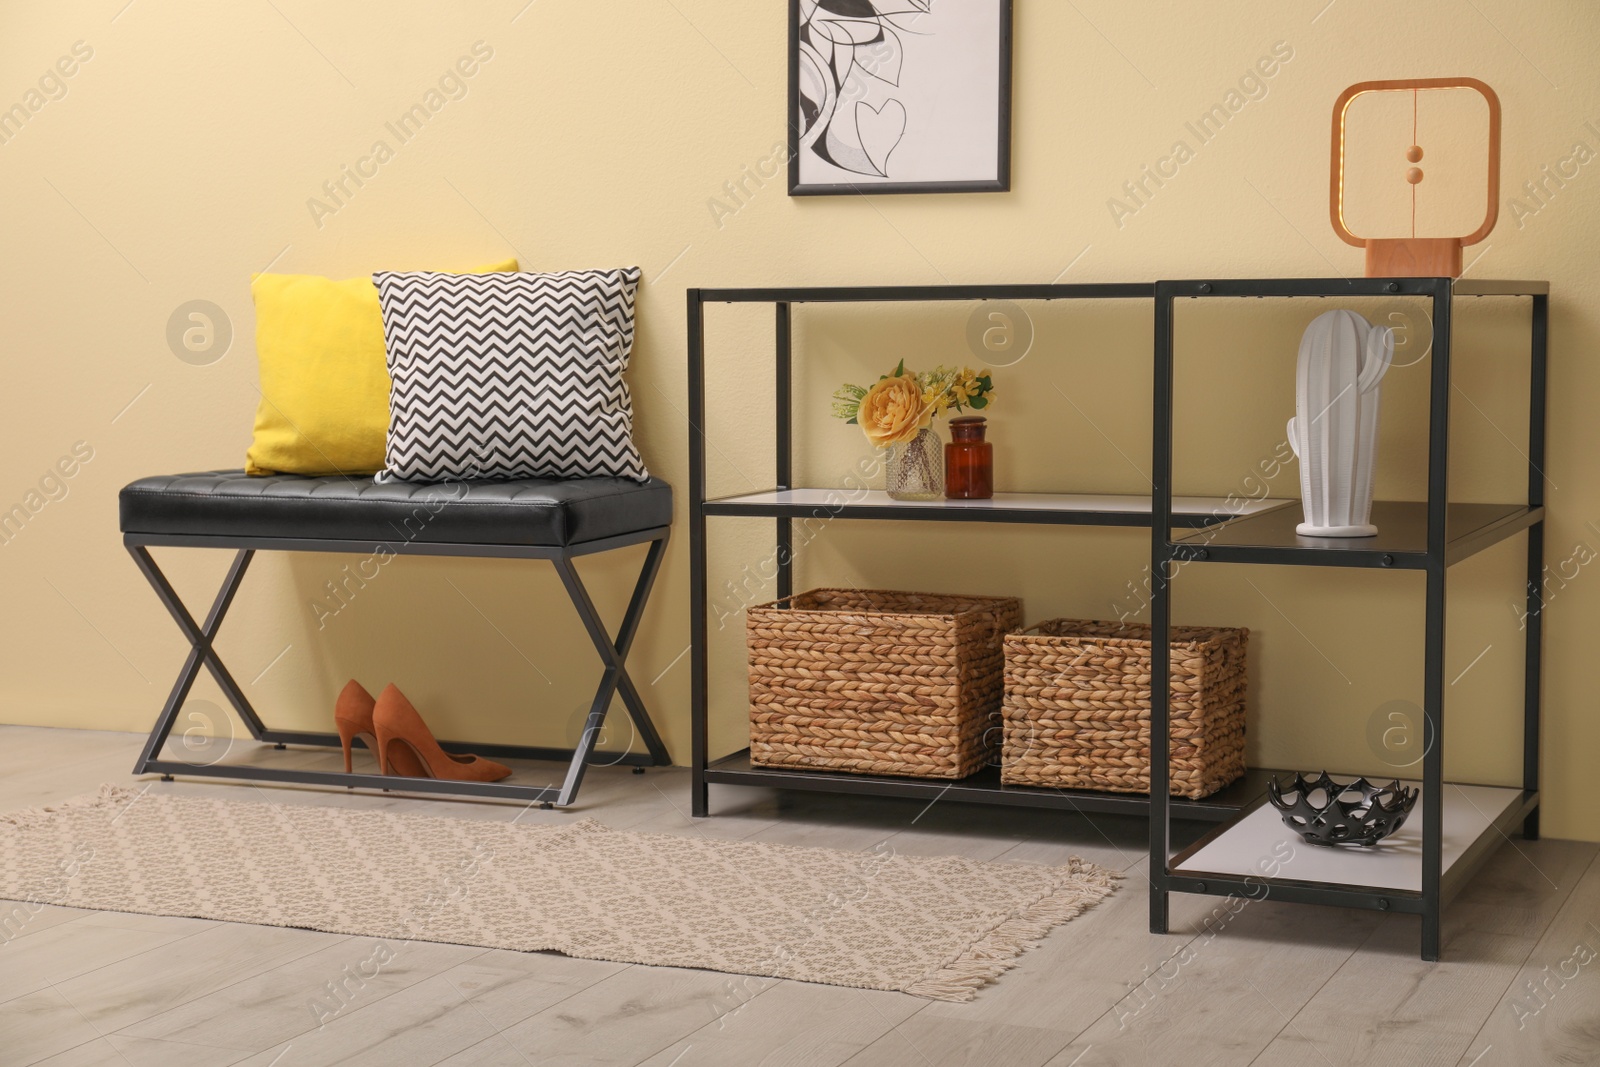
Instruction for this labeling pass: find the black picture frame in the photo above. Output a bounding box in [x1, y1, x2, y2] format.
[788, 0, 1013, 196]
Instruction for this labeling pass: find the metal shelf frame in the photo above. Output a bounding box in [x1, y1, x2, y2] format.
[705, 489, 1294, 528]
[686, 277, 1549, 963]
[689, 282, 1197, 819]
[1148, 276, 1549, 961]
[704, 751, 1288, 822]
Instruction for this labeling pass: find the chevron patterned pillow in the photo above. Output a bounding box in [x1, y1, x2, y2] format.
[371, 267, 649, 483]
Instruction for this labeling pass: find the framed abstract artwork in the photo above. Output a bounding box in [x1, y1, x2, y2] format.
[789, 0, 1013, 195]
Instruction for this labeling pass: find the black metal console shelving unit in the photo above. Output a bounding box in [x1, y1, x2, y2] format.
[687, 283, 1296, 823]
[686, 278, 1548, 961]
[1148, 276, 1548, 961]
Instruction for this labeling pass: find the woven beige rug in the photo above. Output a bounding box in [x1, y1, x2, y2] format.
[0, 786, 1116, 1001]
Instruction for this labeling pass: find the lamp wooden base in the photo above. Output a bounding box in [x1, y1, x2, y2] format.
[1365, 237, 1463, 278]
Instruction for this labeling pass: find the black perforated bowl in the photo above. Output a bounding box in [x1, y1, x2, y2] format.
[1267, 771, 1418, 847]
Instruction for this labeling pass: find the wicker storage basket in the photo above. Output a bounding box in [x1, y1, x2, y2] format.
[747, 589, 1024, 779]
[1001, 619, 1247, 798]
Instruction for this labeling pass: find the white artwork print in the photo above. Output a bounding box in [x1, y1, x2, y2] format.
[795, 0, 1007, 190]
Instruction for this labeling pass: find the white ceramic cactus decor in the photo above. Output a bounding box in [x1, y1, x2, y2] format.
[1286, 310, 1394, 537]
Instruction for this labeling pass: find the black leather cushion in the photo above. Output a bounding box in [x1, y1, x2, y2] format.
[120, 470, 672, 547]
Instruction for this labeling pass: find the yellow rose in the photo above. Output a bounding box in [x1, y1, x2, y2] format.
[858, 373, 932, 448]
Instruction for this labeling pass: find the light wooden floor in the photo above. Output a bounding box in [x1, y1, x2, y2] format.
[0, 725, 1595, 1067]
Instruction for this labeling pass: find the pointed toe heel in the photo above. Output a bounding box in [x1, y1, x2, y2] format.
[372, 684, 513, 783]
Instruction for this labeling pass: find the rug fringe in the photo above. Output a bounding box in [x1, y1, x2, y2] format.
[0, 783, 144, 830]
[902, 858, 1121, 1002]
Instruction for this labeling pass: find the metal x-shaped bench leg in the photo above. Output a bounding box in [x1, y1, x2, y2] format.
[126, 545, 261, 772]
[126, 534, 671, 809]
[551, 535, 671, 806]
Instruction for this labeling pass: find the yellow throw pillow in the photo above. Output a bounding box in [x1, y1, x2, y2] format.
[245, 258, 518, 476]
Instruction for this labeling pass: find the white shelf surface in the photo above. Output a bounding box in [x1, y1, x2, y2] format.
[1174, 782, 1523, 892]
[710, 489, 1294, 518]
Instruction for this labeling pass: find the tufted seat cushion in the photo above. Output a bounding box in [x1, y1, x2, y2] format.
[119, 470, 672, 548]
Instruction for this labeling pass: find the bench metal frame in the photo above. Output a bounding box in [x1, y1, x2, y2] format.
[122, 525, 672, 808]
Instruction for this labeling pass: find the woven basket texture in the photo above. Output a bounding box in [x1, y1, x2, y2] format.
[1000, 619, 1247, 799]
[748, 588, 1024, 779]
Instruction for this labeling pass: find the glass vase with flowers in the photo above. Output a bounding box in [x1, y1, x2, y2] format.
[832, 363, 995, 501]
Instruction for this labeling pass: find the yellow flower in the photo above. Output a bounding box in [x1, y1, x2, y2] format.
[858, 374, 932, 448]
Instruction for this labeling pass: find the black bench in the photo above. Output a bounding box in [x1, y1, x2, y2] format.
[118, 470, 673, 807]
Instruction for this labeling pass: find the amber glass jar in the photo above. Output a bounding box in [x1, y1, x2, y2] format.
[944, 416, 993, 499]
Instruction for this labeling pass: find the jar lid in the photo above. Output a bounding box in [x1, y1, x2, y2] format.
[948, 415, 987, 440]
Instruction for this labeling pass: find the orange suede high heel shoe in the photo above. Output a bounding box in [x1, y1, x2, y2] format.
[334, 680, 382, 774]
[372, 684, 513, 782]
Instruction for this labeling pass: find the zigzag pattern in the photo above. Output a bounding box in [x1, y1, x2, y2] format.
[372, 268, 649, 483]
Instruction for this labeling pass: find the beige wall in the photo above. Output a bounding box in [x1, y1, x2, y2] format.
[2, 2, 1596, 839]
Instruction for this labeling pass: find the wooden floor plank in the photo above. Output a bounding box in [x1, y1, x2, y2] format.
[116, 938, 486, 1053]
[49, 923, 337, 1035]
[1455, 848, 1600, 1065]
[839, 1014, 1075, 1067]
[0, 901, 94, 946]
[67, 912, 219, 937]
[0, 986, 107, 1067]
[1041, 897, 1378, 1066]
[635, 980, 923, 1067]
[0, 728, 135, 779]
[428, 1034, 540, 1067]
[0, 749, 141, 811]
[1250, 838, 1597, 1067]
[0, 918, 195, 1006]
[495, 964, 780, 1066]
[222, 974, 501, 1067]
[31, 1034, 253, 1066]
[434, 949, 630, 1033]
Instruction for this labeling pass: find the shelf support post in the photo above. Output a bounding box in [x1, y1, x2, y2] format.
[688, 288, 711, 817]
[1523, 292, 1548, 840]
[1420, 278, 1453, 960]
[776, 302, 794, 601]
[1148, 283, 1177, 935]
